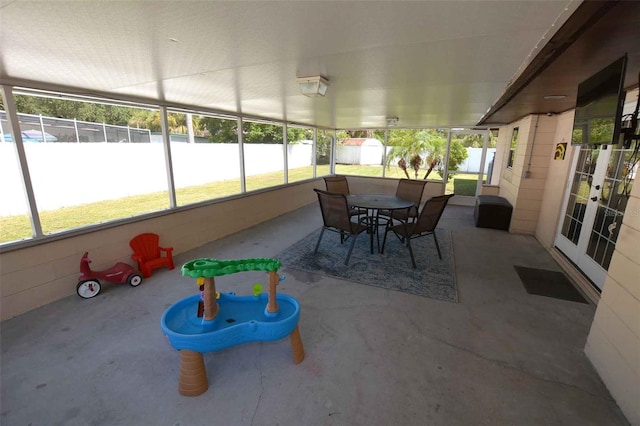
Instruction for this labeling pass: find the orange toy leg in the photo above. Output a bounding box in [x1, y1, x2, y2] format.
[179, 350, 209, 396]
[289, 325, 305, 364]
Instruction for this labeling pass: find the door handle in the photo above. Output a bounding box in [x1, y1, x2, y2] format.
[590, 196, 598, 202]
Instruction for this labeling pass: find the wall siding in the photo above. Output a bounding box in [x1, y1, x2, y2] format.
[499, 115, 557, 234]
[535, 110, 576, 248]
[494, 106, 639, 425]
[585, 145, 640, 425]
[523, 108, 640, 423]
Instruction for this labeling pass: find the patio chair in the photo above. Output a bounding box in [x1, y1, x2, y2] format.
[381, 194, 454, 268]
[313, 189, 368, 265]
[378, 179, 427, 223]
[323, 175, 351, 194]
[323, 175, 366, 217]
[129, 233, 175, 278]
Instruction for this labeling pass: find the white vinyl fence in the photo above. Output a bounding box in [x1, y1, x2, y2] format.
[2, 143, 493, 216]
[382, 147, 496, 173]
[458, 148, 496, 173]
[0, 143, 312, 216]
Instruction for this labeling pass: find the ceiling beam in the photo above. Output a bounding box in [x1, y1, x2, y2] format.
[477, 0, 617, 126]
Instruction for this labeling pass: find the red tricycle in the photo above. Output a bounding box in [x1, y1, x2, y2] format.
[76, 252, 143, 299]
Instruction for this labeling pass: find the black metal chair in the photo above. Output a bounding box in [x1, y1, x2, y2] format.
[323, 175, 366, 217]
[378, 179, 427, 223]
[381, 194, 454, 268]
[313, 188, 368, 265]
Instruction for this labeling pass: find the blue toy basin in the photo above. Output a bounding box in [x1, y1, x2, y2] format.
[160, 292, 300, 353]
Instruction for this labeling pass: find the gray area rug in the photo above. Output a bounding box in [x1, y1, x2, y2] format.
[276, 227, 458, 302]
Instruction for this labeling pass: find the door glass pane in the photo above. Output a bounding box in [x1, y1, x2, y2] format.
[586, 141, 637, 269]
[446, 131, 481, 196]
[560, 146, 599, 244]
[586, 205, 608, 260]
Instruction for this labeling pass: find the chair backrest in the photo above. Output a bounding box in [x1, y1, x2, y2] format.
[396, 179, 427, 215]
[323, 175, 350, 195]
[129, 233, 161, 261]
[314, 188, 353, 232]
[413, 194, 454, 234]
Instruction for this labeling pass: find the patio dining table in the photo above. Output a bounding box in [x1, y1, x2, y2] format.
[346, 194, 414, 254]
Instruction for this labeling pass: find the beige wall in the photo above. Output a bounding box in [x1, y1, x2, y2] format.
[498, 115, 558, 234]
[0, 180, 322, 320]
[499, 117, 532, 228]
[585, 178, 640, 425]
[495, 110, 640, 424]
[535, 110, 576, 248]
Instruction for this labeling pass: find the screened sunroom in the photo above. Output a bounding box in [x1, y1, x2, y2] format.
[1, 1, 639, 425]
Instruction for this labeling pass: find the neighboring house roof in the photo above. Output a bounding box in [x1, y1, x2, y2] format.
[341, 138, 382, 146]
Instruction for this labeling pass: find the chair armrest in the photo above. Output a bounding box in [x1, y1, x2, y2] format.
[159, 246, 174, 256]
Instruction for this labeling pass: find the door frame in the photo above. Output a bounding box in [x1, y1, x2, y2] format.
[555, 144, 612, 289]
[445, 128, 491, 206]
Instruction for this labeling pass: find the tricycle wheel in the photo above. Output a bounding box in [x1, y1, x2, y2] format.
[77, 280, 101, 299]
[128, 274, 143, 287]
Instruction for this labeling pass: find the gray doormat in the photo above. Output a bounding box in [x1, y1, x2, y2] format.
[514, 265, 588, 304]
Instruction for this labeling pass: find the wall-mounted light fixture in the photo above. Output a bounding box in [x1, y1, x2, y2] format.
[386, 117, 399, 127]
[296, 76, 330, 97]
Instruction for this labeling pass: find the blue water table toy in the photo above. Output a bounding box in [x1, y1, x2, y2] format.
[160, 257, 304, 396]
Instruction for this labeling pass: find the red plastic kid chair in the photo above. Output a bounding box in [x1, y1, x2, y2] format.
[129, 233, 175, 278]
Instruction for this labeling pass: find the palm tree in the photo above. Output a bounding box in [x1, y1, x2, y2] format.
[385, 129, 448, 179]
[420, 132, 447, 179]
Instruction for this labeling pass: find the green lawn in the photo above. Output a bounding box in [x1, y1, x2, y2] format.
[1, 166, 481, 243]
[450, 175, 480, 196]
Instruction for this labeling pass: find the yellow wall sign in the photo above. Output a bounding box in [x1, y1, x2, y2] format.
[554, 142, 567, 160]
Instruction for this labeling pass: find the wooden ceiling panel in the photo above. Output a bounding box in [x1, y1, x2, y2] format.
[480, 1, 640, 125]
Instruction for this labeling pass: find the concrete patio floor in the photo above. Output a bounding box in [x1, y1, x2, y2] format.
[0, 204, 630, 425]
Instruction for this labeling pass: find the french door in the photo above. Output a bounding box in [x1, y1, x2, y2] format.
[444, 129, 491, 205]
[555, 142, 637, 290]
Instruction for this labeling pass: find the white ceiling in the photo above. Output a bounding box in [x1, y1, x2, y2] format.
[0, 0, 580, 129]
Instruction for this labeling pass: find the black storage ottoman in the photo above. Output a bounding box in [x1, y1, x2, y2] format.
[474, 195, 513, 231]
